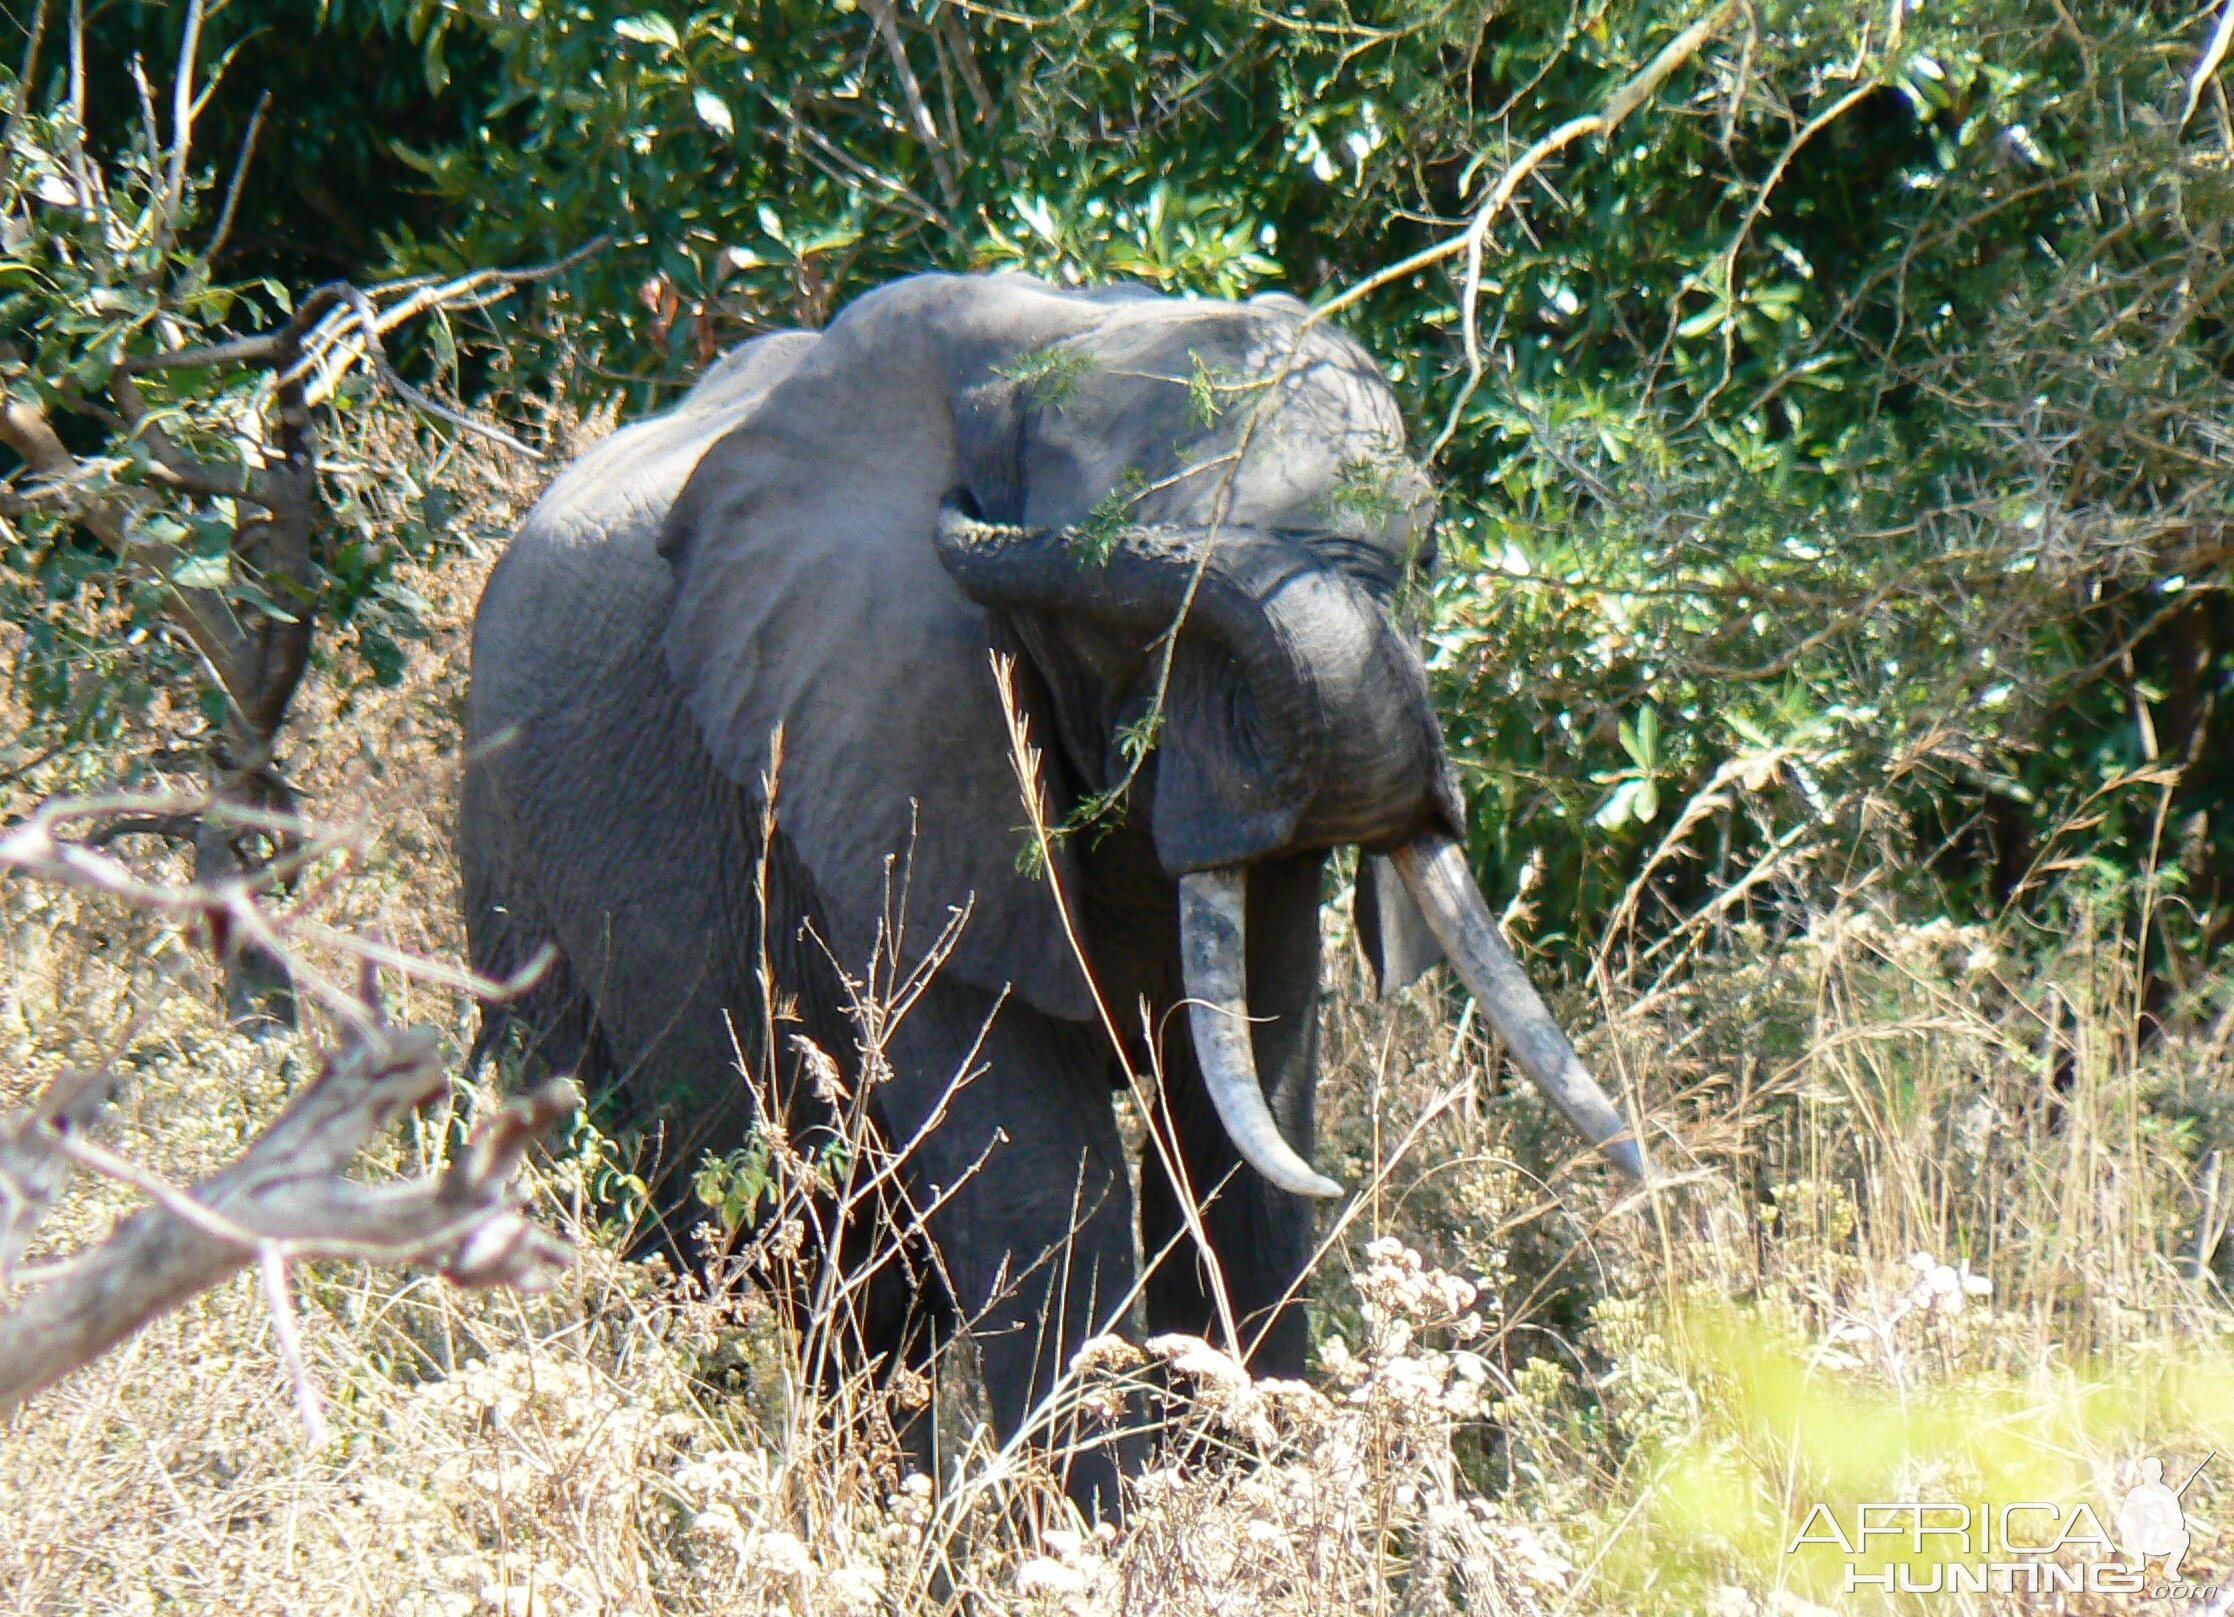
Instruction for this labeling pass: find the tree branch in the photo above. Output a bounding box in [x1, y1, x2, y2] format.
[192, 88, 266, 274]
[0, 795, 579, 1422]
[0, 1021, 577, 1418]
[0, 379, 261, 709]
[866, 0, 962, 212]
[1427, 0, 1741, 456]
[0, 1067, 116, 1285]
[1284, 0, 1738, 458]
[147, 0, 204, 266]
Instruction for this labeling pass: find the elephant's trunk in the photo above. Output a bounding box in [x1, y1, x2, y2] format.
[934, 503, 1324, 801]
[941, 503, 1647, 1191]
[933, 505, 1314, 665]
[935, 502, 1460, 860]
[1388, 829, 1649, 1184]
[1177, 867, 1344, 1199]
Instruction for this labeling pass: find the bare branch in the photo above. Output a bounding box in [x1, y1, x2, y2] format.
[2185, 0, 2234, 129]
[117, 243, 611, 464]
[118, 331, 288, 373]
[62, 0, 91, 209]
[194, 89, 268, 273]
[0, 794, 556, 1024]
[0, 1067, 116, 1285]
[0, 795, 575, 1420]
[259, 1244, 327, 1445]
[934, 3, 996, 125]
[316, 282, 539, 459]
[0, 1014, 578, 1417]
[148, 0, 205, 265]
[746, 72, 949, 231]
[866, 0, 962, 211]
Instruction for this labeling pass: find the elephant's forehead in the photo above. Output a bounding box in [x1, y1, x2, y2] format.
[1024, 303, 1429, 548]
[1079, 300, 1408, 446]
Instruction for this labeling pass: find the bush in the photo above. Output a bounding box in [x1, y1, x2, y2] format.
[43, 0, 2226, 995]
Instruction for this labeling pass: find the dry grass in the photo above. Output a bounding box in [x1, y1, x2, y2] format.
[1, 411, 2229, 1615]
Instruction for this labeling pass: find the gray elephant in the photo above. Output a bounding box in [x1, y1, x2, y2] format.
[461, 272, 1644, 1504]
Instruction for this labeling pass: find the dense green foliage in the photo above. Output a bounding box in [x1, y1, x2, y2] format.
[10, 0, 2233, 1000]
[0, 88, 456, 751]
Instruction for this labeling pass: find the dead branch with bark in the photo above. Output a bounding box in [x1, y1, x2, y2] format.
[0, 793, 575, 1436]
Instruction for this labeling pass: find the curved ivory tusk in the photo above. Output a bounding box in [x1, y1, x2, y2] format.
[1177, 869, 1345, 1200]
[1389, 831, 1650, 1184]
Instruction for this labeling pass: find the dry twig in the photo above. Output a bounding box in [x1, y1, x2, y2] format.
[0, 797, 577, 1426]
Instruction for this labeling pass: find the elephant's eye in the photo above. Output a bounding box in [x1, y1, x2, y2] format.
[1302, 531, 1407, 599]
[1410, 518, 1440, 582]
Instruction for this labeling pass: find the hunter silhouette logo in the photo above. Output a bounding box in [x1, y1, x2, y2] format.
[2114, 1453, 2211, 1579]
[1788, 1451, 2223, 1598]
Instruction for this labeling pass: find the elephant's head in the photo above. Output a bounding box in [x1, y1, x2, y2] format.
[659, 274, 1645, 1194]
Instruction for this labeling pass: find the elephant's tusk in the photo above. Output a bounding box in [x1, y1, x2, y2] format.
[1176, 869, 1345, 1200]
[1388, 830, 1651, 1185]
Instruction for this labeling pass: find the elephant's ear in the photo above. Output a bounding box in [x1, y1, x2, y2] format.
[1354, 853, 1444, 998]
[658, 275, 1113, 1020]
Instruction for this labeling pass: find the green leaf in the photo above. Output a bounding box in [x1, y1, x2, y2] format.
[1069, 466, 1148, 567]
[358, 627, 405, 686]
[614, 15, 681, 49]
[692, 88, 734, 136]
[999, 341, 1094, 408]
[428, 308, 457, 384]
[1593, 778, 1645, 831]
[422, 18, 451, 96]
[135, 511, 193, 550]
[1619, 707, 1660, 769]
[1186, 351, 1228, 428]
[226, 578, 301, 624]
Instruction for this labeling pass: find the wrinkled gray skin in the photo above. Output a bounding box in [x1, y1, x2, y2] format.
[462, 273, 1628, 1509]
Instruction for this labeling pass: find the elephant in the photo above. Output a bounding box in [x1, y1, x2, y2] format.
[460, 271, 1645, 1506]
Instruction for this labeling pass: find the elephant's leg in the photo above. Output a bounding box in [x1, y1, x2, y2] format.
[768, 1185, 950, 1485]
[878, 981, 1138, 1516]
[1141, 851, 1325, 1378]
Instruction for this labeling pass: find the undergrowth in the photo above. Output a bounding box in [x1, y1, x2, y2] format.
[0, 409, 2228, 1615]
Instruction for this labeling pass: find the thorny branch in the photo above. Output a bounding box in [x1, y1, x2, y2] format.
[1419, 0, 1741, 457]
[0, 795, 577, 1430]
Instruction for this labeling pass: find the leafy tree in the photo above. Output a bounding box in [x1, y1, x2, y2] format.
[9, 0, 2231, 1007]
[0, 2, 547, 1010]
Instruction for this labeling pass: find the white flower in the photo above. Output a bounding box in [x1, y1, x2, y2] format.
[824, 1564, 886, 1613]
[1145, 1333, 1249, 1390]
[742, 1529, 813, 1579]
[1904, 1252, 1991, 1313]
[686, 1502, 745, 1547]
[1015, 1556, 1090, 1597]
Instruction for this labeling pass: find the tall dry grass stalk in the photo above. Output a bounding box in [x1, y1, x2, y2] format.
[0, 404, 2227, 1614]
